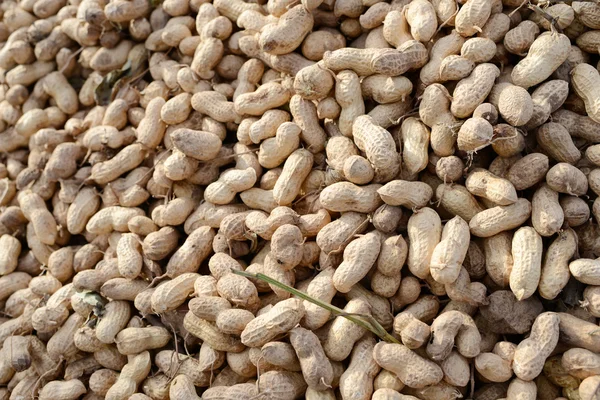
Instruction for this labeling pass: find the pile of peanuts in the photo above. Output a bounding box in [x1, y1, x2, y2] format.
[2, 0, 600, 398]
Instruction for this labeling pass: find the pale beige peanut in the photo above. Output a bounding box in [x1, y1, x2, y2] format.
[241, 298, 304, 347]
[504, 21, 539, 55]
[18, 189, 57, 245]
[376, 235, 407, 285]
[302, 268, 336, 330]
[216, 309, 255, 336]
[401, 117, 430, 176]
[273, 149, 314, 205]
[475, 352, 513, 383]
[339, 335, 381, 400]
[141, 226, 180, 261]
[436, 184, 484, 222]
[506, 378, 537, 400]
[255, 341, 301, 372]
[420, 31, 465, 86]
[100, 278, 148, 301]
[293, 62, 334, 102]
[455, 0, 491, 36]
[184, 202, 248, 232]
[289, 327, 333, 391]
[360, 2, 390, 29]
[42, 71, 78, 115]
[430, 216, 470, 285]
[105, 351, 151, 400]
[151, 197, 196, 227]
[427, 310, 481, 360]
[189, 296, 231, 322]
[155, 350, 210, 386]
[572, 63, 600, 124]
[482, 232, 513, 288]
[374, 369, 405, 392]
[552, 109, 600, 143]
[444, 267, 487, 306]
[115, 233, 142, 280]
[377, 180, 432, 209]
[361, 75, 412, 104]
[579, 375, 600, 400]
[81, 126, 133, 151]
[440, 351, 470, 387]
[205, 168, 257, 205]
[435, 155, 465, 182]
[531, 184, 564, 238]
[90, 143, 148, 185]
[235, 81, 291, 116]
[393, 295, 439, 349]
[498, 85, 533, 127]
[457, 117, 493, 152]
[353, 115, 401, 182]
[268, 224, 303, 270]
[570, 258, 600, 285]
[560, 196, 590, 227]
[524, 80, 569, 130]
[333, 231, 381, 293]
[0, 234, 20, 275]
[582, 286, 600, 319]
[86, 206, 144, 235]
[170, 128, 222, 162]
[381, 9, 413, 48]
[255, 371, 307, 399]
[546, 162, 588, 196]
[407, 208, 442, 279]
[289, 95, 327, 153]
[95, 300, 131, 344]
[38, 379, 87, 400]
[371, 204, 403, 234]
[507, 153, 549, 191]
[469, 198, 531, 237]
[259, 5, 313, 55]
[509, 227, 543, 301]
[451, 63, 499, 118]
[166, 226, 215, 278]
[511, 32, 571, 88]
[368, 99, 413, 130]
[372, 40, 429, 76]
[512, 312, 559, 381]
[258, 122, 301, 169]
[245, 207, 299, 240]
[29, 275, 61, 297]
[319, 182, 382, 213]
[67, 187, 100, 235]
[137, 97, 166, 148]
[342, 155, 374, 185]
[405, 0, 437, 42]
[46, 312, 86, 362]
[562, 348, 600, 379]
[217, 273, 260, 312]
[151, 273, 199, 314]
[536, 122, 581, 164]
[439, 54, 476, 82]
[114, 326, 170, 355]
[336, 69, 364, 137]
[466, 168, 518, 206]
[373, 342, 443, 389]
[323, 298, 371, 362]
[344, 284, 394, 331]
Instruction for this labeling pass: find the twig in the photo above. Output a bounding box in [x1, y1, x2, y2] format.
[232, 270, 400, 344]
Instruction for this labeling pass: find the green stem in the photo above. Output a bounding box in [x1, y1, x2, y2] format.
[233, 270, 400, 344]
